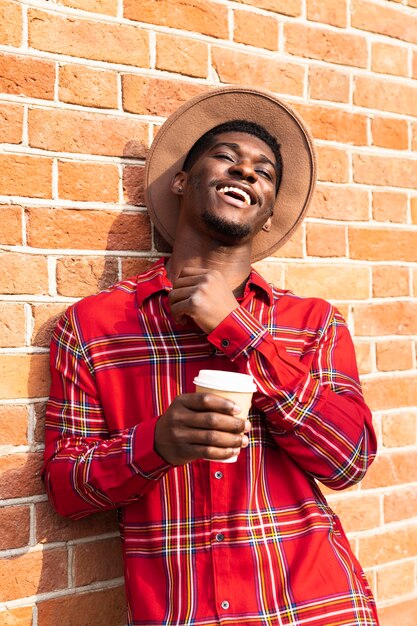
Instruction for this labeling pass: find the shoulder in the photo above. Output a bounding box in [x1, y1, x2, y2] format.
[269, 286, 340, 335]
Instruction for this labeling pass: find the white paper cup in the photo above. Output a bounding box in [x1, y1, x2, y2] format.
[193, 370, 257, 463]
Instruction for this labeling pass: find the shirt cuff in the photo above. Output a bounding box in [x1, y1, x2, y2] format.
[208, 306, 267, 359]
[129, 418, 171, 480]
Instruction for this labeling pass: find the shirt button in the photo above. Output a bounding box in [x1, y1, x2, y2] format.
[221, 339, 230, 348]
[221, 600, 230, 610]
[215, 532, 224, 542]
[214, 471, 223, 479]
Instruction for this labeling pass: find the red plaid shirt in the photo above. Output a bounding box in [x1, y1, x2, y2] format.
[44, 259, 379, 626]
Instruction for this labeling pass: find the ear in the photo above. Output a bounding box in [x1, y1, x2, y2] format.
[262, 215, 272, 232]
[171, 171, 187, 195]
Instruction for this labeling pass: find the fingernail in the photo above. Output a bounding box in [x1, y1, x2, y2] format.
[232, 404, 242, 414]
[242, 435, 249, 447]
[244, 420, 251, 431]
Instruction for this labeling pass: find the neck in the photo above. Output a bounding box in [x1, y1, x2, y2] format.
[167, 232, 252, 294]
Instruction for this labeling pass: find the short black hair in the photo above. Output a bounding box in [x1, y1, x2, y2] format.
[182, 120, 282, 192]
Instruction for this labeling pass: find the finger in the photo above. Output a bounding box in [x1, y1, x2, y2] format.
[179, 427, 247, 449]
[182, 392, 242, 416]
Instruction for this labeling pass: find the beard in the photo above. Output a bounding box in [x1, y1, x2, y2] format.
[201, 208, 251, 242]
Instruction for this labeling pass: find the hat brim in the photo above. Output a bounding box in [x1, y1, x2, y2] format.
[144, 86, 316, 262]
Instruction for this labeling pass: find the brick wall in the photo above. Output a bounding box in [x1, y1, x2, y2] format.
[0, 0, 416, 624]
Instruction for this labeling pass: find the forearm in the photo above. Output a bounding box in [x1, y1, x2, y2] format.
[208, 304, 377, 489]
[44, 418, 170, 519]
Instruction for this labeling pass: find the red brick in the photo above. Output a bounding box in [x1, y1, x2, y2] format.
[0, 102, 23, 144]
[285, 264, 370, 300]
[412, 196, 417, 224]
[372, 41, 409, 77]
[37, 585, 126, 626]
[155, 33, 208, 78]
[29, 108, 148, 158]
[56, 256, 119, 298]
[412, 122, 417, 150]
[36, 501, 118, 543]
[285, 22, 367, 67]
[121, 257, 154, 279]
[31, 303, 67, 348]
[306, 0, 347, 27]
[362, 375, 417, 410]
[122, 75, 205, 117]
[57, 0, 118, 15]
[349, 227, 417, 262]
[378, 599, 417, 626]
[0, 53, 54, 100]
[381, 411, 417, 448]
[233, 0, 301, 16]
[354, 75, 417, 116]
[0, 205, 23, 245]
[376, 339, 414, 372]
[329, 494, 380, 532]
[0, 354, 50, 400]
[274, 226, 304, 259]
[377, 560, 415, 601]
[371, 116, 408, 150]
[0, 405, 28, 445]
[362, 449, 417, 490]
[353, 301, 417, 336]
[27, 207, 151, 251]
[0, 505, 30, 550]
[0, 0, 22, 46]
[358, 522, 417, 569]
[0, 548, 67, 602]
[372, 265, 409, 298]
[28, 9, 149, 67]
[59, 64, 118, 109]
[233, 10, 279, 50]
[309, 185, 369, 221]
[58, 161, 119, 203]
[211, 47, 305, 96]
[124, 0, 228, 39]
[295, 104, 367, 145]
[0, 252, 49, 295]
[308, 66, 350, 103]
[306, 223, 346, 257]
[34, 401, 46, 445]
[0, 154, 52, 199]
[372, 191, 408, 223]
[384, 484, 417, 522]
[0, 606, 33, 625]
[73, 537, 123, 586]
[353, 153, 417, 189]
[0, 452, 44, 499]
[413, 51, 417, 79]
[316, 146, 349, 183]
[352, 0, 417, 44]
[252, 261, 285, 290]
[0, 302, 26, 348]
[123, 165, 145, 207]
[353, 341, 372, 375]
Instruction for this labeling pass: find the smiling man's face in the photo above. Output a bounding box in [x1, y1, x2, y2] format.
[174, 131, 277, 246]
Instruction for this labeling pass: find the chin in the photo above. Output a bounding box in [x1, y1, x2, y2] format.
[201, 210, 251, 240]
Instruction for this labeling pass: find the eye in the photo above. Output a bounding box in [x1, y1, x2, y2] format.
[213, 152, 235, 162]
[257, 168, 274, 181]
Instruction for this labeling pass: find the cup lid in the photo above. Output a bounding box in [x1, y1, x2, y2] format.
[193, 369, 257, 393]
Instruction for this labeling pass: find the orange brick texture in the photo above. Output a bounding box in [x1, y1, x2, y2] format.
[0, 1, 416, 624]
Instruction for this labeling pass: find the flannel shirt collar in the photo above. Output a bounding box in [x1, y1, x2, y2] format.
[136, 258, 273, 308]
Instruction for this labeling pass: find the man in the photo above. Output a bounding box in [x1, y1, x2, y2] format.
[44, 87, 379, 625]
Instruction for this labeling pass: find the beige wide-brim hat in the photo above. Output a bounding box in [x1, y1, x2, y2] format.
[144, 86, 316, 262]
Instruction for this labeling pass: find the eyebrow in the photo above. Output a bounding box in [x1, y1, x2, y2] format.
[210, 142, 277, 171]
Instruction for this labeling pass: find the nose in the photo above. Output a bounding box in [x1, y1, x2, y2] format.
[228, 159, 258, 183]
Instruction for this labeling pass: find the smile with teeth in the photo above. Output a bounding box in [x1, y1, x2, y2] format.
[217, 185, 252, 206]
